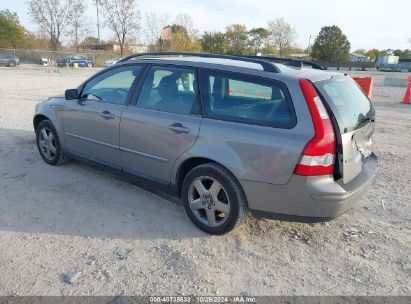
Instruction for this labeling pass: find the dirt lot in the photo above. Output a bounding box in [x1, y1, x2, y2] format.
[0, 65, 410, 296]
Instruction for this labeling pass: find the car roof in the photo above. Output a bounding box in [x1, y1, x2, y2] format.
[124, 56, 340, 81]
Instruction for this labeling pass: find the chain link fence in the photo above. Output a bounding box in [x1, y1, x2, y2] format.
[0, 48, 118, 67]
[3, 48, 409, 72]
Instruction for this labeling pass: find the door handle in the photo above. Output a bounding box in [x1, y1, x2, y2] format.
[168, 123, 190, 134]
[100, 111, 115, 120]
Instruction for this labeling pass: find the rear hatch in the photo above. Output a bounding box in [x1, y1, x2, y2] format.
[314, 76, 376, 184]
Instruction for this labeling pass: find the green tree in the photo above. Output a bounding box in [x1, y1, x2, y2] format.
[393, 49, 403, 57]
[354, 49, 366, 55]
[262, 44, 278, 55]
[225, 24, 249, 55]
[365, 49, 379, 60]
[378, 49, 393, 56]
[311, 25, 351, 62]
[283, 46, 306, 56]
[248, 27, 269, 54]
[160, 25, 201, 52]
[402, 49, 411, 58]
[0, 10, 25, 48]
[201, 31, 227, 54]
[172, 26, 202, 52]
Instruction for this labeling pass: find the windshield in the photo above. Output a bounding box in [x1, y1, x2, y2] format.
[315, 77, 375, 133]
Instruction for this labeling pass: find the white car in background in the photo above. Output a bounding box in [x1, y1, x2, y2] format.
[104, 56, 124, 67]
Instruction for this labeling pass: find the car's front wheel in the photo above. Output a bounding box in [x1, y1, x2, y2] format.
[182, 163, 248, 235]
[8, 60, 16, 67]
[87, 63, 93, 68]
[36, 120, 71, 166]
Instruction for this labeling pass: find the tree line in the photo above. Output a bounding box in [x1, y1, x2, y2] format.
[0, 0, 410, 63]
[146, 17, 298, 57]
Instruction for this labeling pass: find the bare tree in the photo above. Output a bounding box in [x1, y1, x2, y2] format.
[69, 3, 90, 51]
[98, 0, 141, 55]
[174, 13, 198, 39]
[267, 17, 297, 56]
[28, 0, 83, 50]
[143, 12, 170, 47]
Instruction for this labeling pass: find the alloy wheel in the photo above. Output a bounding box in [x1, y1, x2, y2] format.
[188, 176, 231, 227]
[38, 127, 57, 161]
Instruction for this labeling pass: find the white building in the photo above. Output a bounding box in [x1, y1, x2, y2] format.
[378, 55, 399, 65]
[351, 52, 371, 62]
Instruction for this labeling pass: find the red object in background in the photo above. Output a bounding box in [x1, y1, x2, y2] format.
[402, 76, 411, 104]
[352, 76, 374, 99]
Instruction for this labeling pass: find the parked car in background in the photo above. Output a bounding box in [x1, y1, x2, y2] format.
[0, 53, 20, 67]
[33, 52, 378, 235]
[104, 56, 124, 67]
[57, 55, 94, 68]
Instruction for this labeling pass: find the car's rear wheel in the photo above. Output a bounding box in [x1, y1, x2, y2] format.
[182, 163, 248, 235]
[36, 120, 71, 166]
[8, 60, 16, 67]
[87, 63, 93, 68]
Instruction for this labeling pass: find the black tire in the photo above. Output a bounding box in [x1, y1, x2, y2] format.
[8, 60, 16, 67]
[35, 120, 71, 166]
[181, 163, 248, 235]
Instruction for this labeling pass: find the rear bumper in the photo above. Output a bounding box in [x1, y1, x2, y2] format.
[242, 153, 378, 221]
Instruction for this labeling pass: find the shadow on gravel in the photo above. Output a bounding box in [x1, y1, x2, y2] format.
[0, 128, 207, 240]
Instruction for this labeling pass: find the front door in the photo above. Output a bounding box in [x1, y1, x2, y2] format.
[63, 65, 144, 169]
[120, 65, 202, 184]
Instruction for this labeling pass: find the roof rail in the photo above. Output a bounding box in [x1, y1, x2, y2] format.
[118, 52, 280, 73]
[245, 55, 327, 70]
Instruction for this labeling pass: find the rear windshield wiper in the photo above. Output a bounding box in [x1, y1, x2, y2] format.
[355, 115, 375, 130]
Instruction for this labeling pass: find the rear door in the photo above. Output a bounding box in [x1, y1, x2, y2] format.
[120, 65, 202, 184]
[63, 64, 144, 168]
[315, 76, 376, 183]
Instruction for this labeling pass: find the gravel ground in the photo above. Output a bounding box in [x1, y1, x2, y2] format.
[0, 65, 410, 296]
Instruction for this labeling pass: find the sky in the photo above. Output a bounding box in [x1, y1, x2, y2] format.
[1, 0, 410, 51]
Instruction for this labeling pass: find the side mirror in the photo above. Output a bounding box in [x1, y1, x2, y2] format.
[65, 89, 79, 100]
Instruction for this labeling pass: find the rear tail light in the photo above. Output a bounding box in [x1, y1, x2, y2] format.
[295, 79, 336, 176]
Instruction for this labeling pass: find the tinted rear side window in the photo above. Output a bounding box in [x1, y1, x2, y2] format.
[200, 70, 296, 128]
[315, 77, 375, 133]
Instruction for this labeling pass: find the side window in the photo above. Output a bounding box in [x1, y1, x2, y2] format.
[136, 66, 198, 115]
[81, 65, 142, 105]
[202, 70, 296, 128]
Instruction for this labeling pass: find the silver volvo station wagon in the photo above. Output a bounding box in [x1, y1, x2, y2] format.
[33, 53, 378, 235]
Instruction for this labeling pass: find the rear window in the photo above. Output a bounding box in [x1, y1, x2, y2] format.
[200, 70, 296, 128]
[315, 77, 375, 133]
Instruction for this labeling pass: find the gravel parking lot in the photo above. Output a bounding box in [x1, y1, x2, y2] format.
[0, 65, 410, 296]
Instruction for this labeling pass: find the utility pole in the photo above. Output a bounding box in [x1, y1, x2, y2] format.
[96, 0, 100, 43]
[308, 35, 312, 51]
